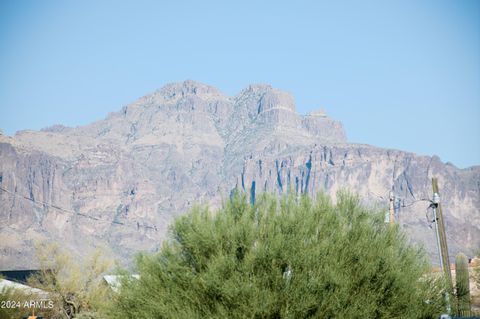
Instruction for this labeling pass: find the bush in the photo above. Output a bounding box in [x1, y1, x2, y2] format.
[0, 280, 56, 319]
[0, 285, 28, 319]
[28, 243, 113, 319]
[114, 192, 444, 318]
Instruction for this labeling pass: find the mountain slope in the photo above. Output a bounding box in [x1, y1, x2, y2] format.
[0, 80, 478, 268]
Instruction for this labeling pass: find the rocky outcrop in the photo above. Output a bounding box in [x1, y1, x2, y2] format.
[0, 80, 477, 269]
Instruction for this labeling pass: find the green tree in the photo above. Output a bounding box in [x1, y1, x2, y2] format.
[114, 192, 444, 318]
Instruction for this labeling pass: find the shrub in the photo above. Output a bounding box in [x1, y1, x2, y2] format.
[114, 192, 444, 318]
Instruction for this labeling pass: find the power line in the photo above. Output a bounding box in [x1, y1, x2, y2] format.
[0, 185, 157, 231]
[400, 198, 431, 208]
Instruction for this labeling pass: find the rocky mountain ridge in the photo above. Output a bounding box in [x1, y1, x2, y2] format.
[0, 80, 478, 269]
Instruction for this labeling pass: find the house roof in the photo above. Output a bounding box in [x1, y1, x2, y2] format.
[103, 274, 140, 292]
[0, 278, 48, 298]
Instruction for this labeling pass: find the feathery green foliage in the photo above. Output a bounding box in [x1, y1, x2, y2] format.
[114, 192, 444, 318]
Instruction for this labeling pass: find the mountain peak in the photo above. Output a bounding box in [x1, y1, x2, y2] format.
[155, 80, 226, 102]
[258, 89, 296, 114]
[0, 81, 478, 271]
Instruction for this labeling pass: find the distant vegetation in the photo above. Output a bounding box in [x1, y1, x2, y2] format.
[112, 192, 445, 318]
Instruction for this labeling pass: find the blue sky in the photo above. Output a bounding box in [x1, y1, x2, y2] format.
[0, 0, 479, 168]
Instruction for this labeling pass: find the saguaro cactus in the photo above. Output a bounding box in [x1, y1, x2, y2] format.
[455, 252, 471, 316]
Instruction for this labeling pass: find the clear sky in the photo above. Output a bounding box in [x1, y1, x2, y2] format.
[0, 0, 479, 168]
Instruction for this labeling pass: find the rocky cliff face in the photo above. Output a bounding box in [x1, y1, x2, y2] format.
[0, 80, 478, 269]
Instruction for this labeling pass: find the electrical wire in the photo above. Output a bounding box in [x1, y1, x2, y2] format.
[400, 198, 432, 208]
[0, 185, 157, 231]
[422, 203, 470, 264]
[425, 206, 435, 229]
[367, 191, 385, 200]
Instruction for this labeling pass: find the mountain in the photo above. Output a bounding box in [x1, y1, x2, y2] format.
[0, 80, 478, 269]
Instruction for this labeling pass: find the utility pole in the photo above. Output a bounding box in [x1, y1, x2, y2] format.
[431, 177, 453, 314]
[389, 191, 395, 225]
